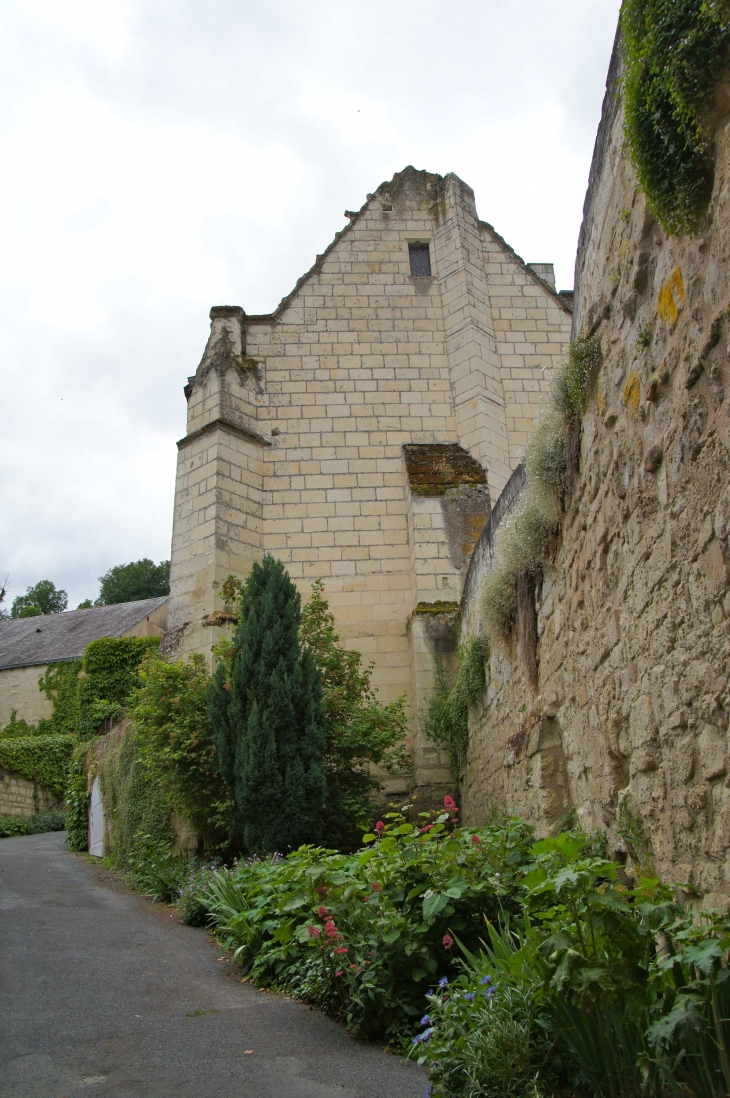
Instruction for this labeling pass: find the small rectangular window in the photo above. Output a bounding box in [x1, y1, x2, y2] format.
[409, 243, 432, 277]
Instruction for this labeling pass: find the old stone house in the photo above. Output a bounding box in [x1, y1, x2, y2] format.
[166, 166, 573, 800]
[0, 598, 168, 729]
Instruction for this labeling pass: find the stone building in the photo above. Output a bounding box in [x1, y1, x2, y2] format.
[0, 598, 168, 729]
[167, 167, 572, 798]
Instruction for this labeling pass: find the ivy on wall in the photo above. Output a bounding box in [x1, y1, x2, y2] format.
[621, 0, 730, 235]
[99, 723, 171, 867]
[422, 636, 489, 787]
[0, 735, 75, 797]
[65, 739, 96, 851]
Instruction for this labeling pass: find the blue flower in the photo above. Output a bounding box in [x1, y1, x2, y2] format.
[421, 1028, 433, 1041]
[486, 987, 495, 998]
[438, 977, 449, 988]
[411, 1034, 423, 1045]
[480, 974, 491, 985]
[464, 992, 475, 1002]
[420, 1015, 430, 1026]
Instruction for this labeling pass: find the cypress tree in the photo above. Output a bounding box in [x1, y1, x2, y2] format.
[208, 555, 326, 854]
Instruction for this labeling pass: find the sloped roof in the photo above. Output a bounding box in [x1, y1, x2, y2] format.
[0, 597, 169, 670]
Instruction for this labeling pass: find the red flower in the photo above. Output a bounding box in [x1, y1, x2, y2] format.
[375, 821, 385, 831]
[444, 795, 458, 811]
[443, 933, 454, 950]
[333, 946, 348, 955]
[307, 926, 321, 939]
[419, 824, 433, 834]
[362, 895, 369, 902]
[324, 921, 338, 939]
[317, 905, 329, 917]
[335, 970, 343, 977]
[350, 964, 358, 970]
[471, 834, 482, 845]
[371, 881, 383, 891]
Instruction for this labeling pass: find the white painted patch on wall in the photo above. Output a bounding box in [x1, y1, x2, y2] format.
[89, 775, 104, 857]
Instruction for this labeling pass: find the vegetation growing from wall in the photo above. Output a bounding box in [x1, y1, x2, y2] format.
[0, 734, 74, 797]
[481, 340, 599, 642]
[131, 653, 233, 852]
[98, 723, 172, 867]
[37, 660, 82, 735]
[76, 636, 160, 737]
[621, 0, 730, 236]
[422, 636, 489, 785]
[65, 739, 96, 851]
[208, 555, 326, 855]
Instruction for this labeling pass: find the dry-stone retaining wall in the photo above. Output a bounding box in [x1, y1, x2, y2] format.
[461, 56, 730, 907]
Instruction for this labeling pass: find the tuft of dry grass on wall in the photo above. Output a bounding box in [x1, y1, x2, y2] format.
[480, 341, 598, 646]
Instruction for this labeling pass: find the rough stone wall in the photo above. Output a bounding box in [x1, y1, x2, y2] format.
[461, 56, 730, 906]
[0, 766, 59, 817]
[168, 166, 572, 795]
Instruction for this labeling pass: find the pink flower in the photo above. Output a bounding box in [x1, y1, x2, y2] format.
[307, 926, 321, 939]
[371, 881, 382, 892]
[333, 946, 348, 955]
[471, 834, 482, 845]
[362, 895, 369, 903]
[375, 821, 385, 831]
[419, 824, 433, 834]
[443, 934, 454, 950]
[324, 921, 338, 939]
[444, 796, 458, 811]
[335, 970, 343, 977]
[350, 964, 358, 970]
[317, 905, 329, 917]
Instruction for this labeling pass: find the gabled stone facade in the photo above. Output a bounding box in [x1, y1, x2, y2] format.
[167, 167, 572, 798]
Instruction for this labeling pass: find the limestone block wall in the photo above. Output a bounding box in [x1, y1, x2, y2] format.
[168, 166, 571, 794]
[0, 766, 59, 817]
[0, 665, 54, 728]
[460, 54, 730, 906]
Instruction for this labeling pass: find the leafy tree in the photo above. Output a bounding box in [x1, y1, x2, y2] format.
[11, 580, 68, 618]
[300, 579, 410, 847]
[96, 559, 170, 605]
[131, 653, 233, 851]
[76, 599, 93, 610]
[208, 555, 326, 855]
[0, 574, 8, 620]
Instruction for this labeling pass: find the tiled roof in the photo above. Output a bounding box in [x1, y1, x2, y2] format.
[0, 598, 169, 670]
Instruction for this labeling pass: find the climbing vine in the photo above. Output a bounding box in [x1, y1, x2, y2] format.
[0, 734, 75, 797]
[99, 723, 172, 867]
[422, 635, 489, 786]
[621, 0, 730, 235]
[64, 739, 96, 851]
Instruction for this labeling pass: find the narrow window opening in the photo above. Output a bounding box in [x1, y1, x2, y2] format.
[409, 243, 432, 277]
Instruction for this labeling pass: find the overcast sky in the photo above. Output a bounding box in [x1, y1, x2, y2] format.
[0, 0, 620, 610]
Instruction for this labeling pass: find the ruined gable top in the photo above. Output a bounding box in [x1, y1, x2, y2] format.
[242, 166, 571, 325]
[403, 443, 488, 497]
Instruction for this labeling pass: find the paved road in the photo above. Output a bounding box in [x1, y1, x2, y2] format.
[0, 832, 426, 1098]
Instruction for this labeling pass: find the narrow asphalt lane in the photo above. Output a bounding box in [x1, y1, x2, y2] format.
[0, 832, 426, 1098]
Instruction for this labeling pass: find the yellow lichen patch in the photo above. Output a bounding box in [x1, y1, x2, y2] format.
[623, 371, 641, 414]
[657, 266, 685, 327]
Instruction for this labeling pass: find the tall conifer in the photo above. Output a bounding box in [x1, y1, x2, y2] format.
[208, 555, 325, 854]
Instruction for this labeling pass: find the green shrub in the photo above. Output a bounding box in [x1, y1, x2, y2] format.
[0, 734, 74, 797]
[300, 579, 411, 848]
[0, 808, 66, 838]
[131, 653, 233, 852]
[0, 711, 46, 739]
[621, 0, 730, 235]
[125, 835, 190, 903]
[196, 807, 534, 1043]
[37, 660, 82, 735]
